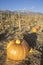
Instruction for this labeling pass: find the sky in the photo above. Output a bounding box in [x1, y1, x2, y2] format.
[0, 0, 43, 13]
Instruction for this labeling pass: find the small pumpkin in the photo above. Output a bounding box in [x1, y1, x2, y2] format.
[34, 25, 40, 30]
[7, 39, 30, 60]
[31, 25, 40, 33]
[27, 26, 31, 30]
[31, 27, 38, 33]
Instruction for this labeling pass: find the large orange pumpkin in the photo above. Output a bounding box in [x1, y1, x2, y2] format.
[7, 39, 30, 60]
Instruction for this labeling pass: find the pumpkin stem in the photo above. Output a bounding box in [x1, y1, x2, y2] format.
[16, 39, 21, 44]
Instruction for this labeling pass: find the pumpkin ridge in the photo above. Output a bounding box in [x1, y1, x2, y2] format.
[19, 46, 24, 59]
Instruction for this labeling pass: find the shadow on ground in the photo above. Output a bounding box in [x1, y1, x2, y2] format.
[0, 30, 8, 41]
[0, 42, 6, 65]
[40, 45, 43, 65]
[0, 30, 7, 65]
[23, 32, 37, 49]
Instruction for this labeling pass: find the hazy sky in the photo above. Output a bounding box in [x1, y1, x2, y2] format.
[0, 0, 43, 13]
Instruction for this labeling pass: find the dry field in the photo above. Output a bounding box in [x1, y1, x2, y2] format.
[0, 11, 43, 65]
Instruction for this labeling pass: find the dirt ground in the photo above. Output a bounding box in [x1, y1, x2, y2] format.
[0, 31, 43, 65]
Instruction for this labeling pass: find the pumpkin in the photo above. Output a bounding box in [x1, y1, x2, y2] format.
[31, 25, 40, 33]
[27, 26, 31, 30]
[34, 25, 40, 30]
[7, 39, 30, 60]
[31, 27, 38, 33]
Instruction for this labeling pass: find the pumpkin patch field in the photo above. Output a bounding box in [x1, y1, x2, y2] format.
[0, 11, 43, 65]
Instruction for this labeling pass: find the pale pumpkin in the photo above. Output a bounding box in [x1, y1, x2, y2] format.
[27, 26, 31, 30]
[7, 39, 30, 60]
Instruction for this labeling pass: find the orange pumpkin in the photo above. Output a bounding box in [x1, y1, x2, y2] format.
[31, 27, 38, 33]
[7, 39, 30, 60]
[31, 25, 40, 33]
[34, 25, 40, 30]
